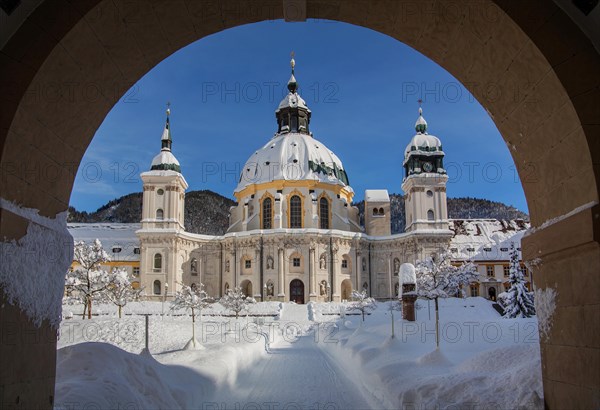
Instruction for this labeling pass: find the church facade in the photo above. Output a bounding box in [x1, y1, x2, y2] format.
[137, 58, 455, 303]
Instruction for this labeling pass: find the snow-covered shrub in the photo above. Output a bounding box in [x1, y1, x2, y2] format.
[170, 283, 214, 348]
[105, 268, 143, 318]
[219, 286, 256, 319]
[347, 290, 376, 322]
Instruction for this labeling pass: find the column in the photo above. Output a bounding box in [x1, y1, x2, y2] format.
[309, 246, 317, 301]
[356, 249, 362, 292]
[278, 247, 285, 301]
[331, 246, 340, 302]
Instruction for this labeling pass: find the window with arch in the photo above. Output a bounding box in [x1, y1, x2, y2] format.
[153, 253, 162, 271]
[427, 209, 434, 220]
[289, 195, 302, 228]
[379, 207, 384, 215]
[372, 207, 379, 216]
[191, 258, 198, 276]
[156, 209, 164, 220]
[153, 280, 161, 295]
[319, 196, 330, 229]
[262, 197, 273, 229]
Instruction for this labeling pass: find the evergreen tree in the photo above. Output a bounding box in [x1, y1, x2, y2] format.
[503, 243, 535, 318]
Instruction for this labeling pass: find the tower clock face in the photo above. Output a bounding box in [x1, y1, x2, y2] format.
[423, 161, 433, 172]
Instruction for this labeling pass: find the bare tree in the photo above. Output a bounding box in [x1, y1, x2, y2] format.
[219, 286, 256, 319]
[347, 290, 377, 322]
[415, 250, 477, 348]
[65, 239, 111, 319]
[170, 283, 214, 348]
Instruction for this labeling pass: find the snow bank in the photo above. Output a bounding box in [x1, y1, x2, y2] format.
[55, 342, 215, 410]
[0, 199, 73, 327]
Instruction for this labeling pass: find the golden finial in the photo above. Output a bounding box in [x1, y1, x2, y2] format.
[290, 51, 296, 72]
[166, 101, 171, 116]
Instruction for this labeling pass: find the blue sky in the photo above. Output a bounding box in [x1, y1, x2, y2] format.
[70, 19, 528, 214]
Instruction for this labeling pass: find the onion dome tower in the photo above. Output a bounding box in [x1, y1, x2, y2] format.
[150, 106, 181, 173]
[401, 103, 448, 232]
[140, 105, 188, 231]
[229, 55, 359, 233]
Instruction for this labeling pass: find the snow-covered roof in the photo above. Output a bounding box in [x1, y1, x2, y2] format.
[151, 150, 180, 168]
[277, 90, 310, 112]
[364, 189, 390, 203]
[404, 133, 444, 162]
[235, 132, 351, 194]
[68, 223, 141, 262]
[449, 219, 530, 261]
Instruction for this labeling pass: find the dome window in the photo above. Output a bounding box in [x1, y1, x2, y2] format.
[289, 195, 302, 228]
[293, 159, 298, 163]
[265, 161, 270, 166]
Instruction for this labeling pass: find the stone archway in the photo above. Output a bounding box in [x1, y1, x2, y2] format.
[240, 280, 253, 298]
[0, 1, 598, 408]
[341, 279, 353, 301]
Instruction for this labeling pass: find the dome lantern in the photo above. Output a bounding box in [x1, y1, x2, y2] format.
[276, 53, 311, 135]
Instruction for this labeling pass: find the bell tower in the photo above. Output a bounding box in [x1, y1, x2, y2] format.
[401, 104, 448, 232]
[140, 105, 188, 231]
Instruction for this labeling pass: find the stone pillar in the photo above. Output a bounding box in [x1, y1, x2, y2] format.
[331, 244, 340, 302]
[402, 285, 417, 321]
[356, 249, 362, 292]
[309, 245, 317, 301]
[277, 247, 285, 301]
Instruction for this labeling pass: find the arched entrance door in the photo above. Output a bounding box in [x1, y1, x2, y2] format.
[289, 279, 304, 304]
[341, 279, 352, 301]
[488, 287, 497, 301]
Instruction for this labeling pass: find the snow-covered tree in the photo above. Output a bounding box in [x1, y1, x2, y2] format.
[65, 239, 111, 319]
[415, 250, 478, 348]
[347, 290, 376, 322]
[170, 283, 214, 348]
[219, 286, 256, 319]
[503, 243, 535, 318]
[105, 268, 143, 318]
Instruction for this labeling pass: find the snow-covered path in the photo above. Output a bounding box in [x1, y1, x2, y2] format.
[210, 331, 376, 409]
[205, 304, 377, 409]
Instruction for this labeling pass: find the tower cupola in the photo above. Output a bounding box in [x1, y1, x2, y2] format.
[150, 105, 181, 173]
[275, 53, 311, 135]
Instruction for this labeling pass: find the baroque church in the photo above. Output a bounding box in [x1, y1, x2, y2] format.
[137, 57, 454, 303]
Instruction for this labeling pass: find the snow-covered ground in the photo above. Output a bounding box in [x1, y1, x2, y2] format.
[56, 298, 543, 409]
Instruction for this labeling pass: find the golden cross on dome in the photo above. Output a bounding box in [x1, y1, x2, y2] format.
[166, 101, 171, 116]
[417, 98, 423, 106]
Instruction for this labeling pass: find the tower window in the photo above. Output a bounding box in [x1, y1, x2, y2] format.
[379, 207, 384, 215]
[427, 209, 434, 220]
[153, 253, 162, 271]
[427, 190, 433, 197]
[293, 257, 301, 267]
[157, 189, 164, 195]
[245, 259, 252, 269]
[156, 209, 164, 220]
[262, 197, 272, 229]
[373, 208, 379, 216]
[290, 195, 302, 228]
[153, 280, 161, 295]
[319, 197, 330, 229]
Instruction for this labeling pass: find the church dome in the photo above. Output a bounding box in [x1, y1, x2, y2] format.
[235, 55, 350, 195]
[234, 132, 350, 194]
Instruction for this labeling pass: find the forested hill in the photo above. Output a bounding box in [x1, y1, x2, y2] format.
[69, 191, 527, 235]
[67, 190, 235, 236]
